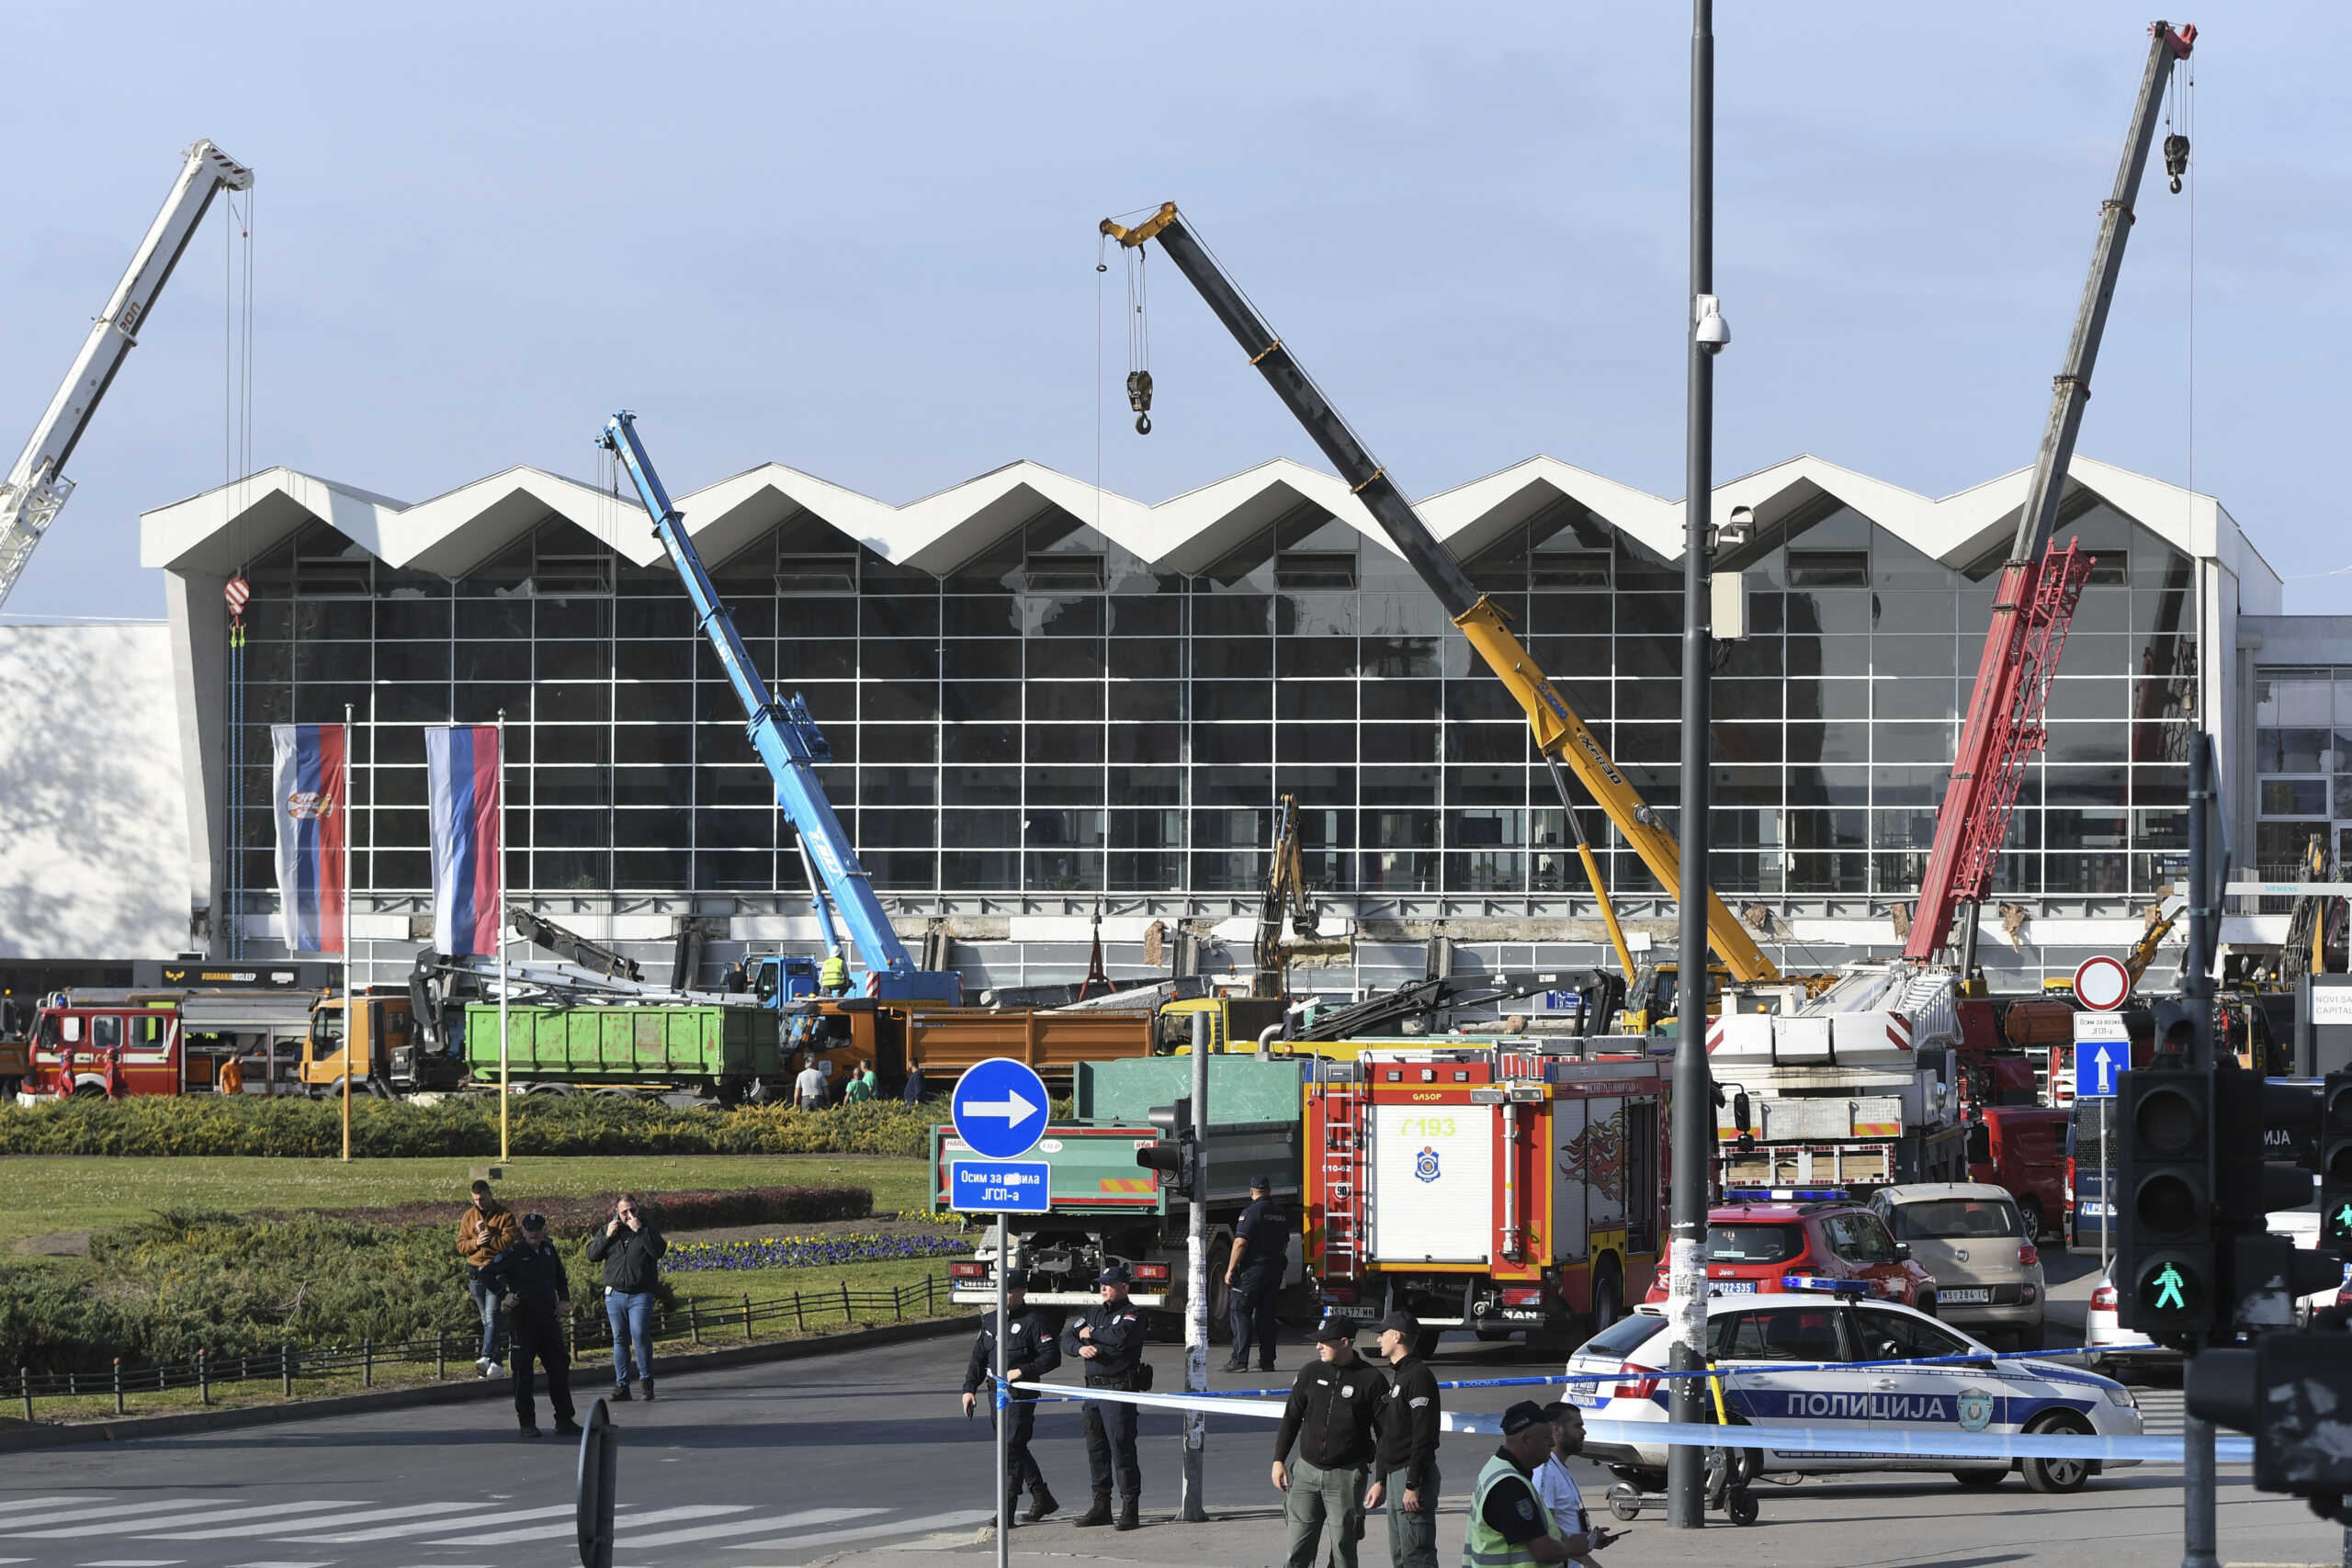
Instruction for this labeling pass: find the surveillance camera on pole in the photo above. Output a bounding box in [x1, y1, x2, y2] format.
[1693, 294, 1729, 354]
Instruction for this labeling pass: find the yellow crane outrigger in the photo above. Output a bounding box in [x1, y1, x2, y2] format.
[1102, 203, 1773, 985]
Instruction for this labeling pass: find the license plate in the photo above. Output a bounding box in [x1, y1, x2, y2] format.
[1566, 1390, 1605, 1407]
[1708, 1280, 1758, 1294]
[1943, 1288, 1993, 1303]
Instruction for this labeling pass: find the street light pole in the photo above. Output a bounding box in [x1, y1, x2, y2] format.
[1666, 0, 1720, 1530]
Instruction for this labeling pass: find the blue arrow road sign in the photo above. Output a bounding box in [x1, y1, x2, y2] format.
[951, 1056, 1050, 1160]
[949, 1159, 1051, 1213]
[2080, 1043, 2123, 1099]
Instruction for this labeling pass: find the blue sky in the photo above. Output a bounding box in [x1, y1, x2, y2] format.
[6, 2, 2347, 619]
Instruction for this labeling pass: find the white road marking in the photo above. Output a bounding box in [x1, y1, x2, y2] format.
[726, 1510, 995, 1551]
[224, 1562, 335, 1567]
[18, 1502, 362, 1540]
[0, 1501, 103, 1519]
[0, 1504, 240, 1535]
[161, 1502, 480, 1541]
[614, 1508, 876, 1548]
[79, 1560, 186, 1566]
[287, 1504, 580, 1544]
[426, 1505, 743, 1546]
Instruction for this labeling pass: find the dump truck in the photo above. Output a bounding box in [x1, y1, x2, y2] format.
[303, 995, 783, 1100]
[931, 1054, 1310, 1332]
[1301, 1044, 1669, 1353]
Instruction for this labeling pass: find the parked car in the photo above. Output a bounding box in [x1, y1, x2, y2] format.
[1870, 1183, 2046, 1349]
[1566, 1289, 2143, 1495]
[1966, 1106, 2068, 1241]
[1642, 1187, 1938, 1312]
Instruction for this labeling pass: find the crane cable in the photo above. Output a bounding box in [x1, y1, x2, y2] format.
[1124, 240, 1153, 434]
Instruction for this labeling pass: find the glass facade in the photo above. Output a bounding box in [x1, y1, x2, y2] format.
[221, 496, 2202, 917]
[2253, 666, 2352, 881]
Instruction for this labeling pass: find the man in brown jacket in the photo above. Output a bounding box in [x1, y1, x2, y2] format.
[458, 1179, 519, 1376]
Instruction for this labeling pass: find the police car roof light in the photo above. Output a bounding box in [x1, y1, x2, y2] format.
[1781, 1274, 1872, 1296]
[1726, 1186, 1849, 1202]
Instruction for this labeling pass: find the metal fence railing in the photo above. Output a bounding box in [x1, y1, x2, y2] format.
[5, 1274, 967, 1421]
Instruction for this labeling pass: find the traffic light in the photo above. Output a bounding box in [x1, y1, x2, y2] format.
[2151, 996, 2210, 1067]
[2323, 1074, 2352, 1255]
[1136, 1099, 1195, 1198]
[2188, 1332, 2352, 1519]
[2114, 1066, 2214, 1339]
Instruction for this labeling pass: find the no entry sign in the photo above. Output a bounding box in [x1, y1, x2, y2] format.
[2074, 954, 2131, 1011]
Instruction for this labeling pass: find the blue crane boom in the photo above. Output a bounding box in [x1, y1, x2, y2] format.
[598, 411, 958, 1003]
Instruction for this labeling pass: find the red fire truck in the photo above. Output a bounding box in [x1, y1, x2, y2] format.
[21, 990, 319, 1099]
[1303, 1046, 1669, 1353]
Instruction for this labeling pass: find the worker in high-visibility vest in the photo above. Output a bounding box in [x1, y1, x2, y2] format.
[1463, 1403, 1571, 1568]
[818, 952, 850, 996]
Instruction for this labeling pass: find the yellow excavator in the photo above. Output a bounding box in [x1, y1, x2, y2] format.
[1103, 203, 1747, 994]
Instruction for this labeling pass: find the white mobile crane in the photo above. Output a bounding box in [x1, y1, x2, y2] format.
[0, 140, 252, 609]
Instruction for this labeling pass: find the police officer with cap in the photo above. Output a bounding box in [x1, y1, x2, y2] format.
[960, 1269, 1061, 1524]
[1060, 1263, 1148, 1530]
[1272, 1318, 1387, 1568]
[1464, 1402, 1571, 1567]
[1222, 1173, 1285, 1372]
[1374, 1310, 1442, 1568]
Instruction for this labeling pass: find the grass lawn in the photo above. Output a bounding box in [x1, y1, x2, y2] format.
[0, 1154, 936, 1247]
[3, 1254, 974, 1430]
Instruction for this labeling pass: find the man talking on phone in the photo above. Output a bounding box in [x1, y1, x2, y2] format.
[585, 1193, 665, 1401]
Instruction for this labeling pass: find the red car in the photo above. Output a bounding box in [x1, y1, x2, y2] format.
[1642, 1188, 1940, 1313]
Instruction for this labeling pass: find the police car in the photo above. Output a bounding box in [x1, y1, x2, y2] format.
[1564, 1283, 2142, 1495]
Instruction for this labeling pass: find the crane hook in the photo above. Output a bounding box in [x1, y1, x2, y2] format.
[2164, 132, 2190, 194]
[1125, 368, 1154, 436]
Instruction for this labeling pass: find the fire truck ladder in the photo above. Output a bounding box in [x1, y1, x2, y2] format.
[1317, 1082, 1366, 1281]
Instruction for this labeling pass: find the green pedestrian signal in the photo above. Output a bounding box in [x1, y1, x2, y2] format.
[2138, 1257, 2203, 1317]
[2153, 1264, 2187, 1311]
[2337, 1203, 2352, 1235]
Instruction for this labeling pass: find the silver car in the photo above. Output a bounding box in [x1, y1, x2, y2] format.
[1871, 1182, 2047, 1349]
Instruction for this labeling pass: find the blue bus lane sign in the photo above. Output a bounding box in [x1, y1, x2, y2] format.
[951, 1159, 1051, 1213]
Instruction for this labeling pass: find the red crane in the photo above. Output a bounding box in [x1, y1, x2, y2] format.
[1905, 19, 2196, 966]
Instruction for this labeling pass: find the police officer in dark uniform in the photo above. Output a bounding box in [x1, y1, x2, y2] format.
[1222, 1173, 1285, 1372]
[1060, 1263, 1148, 1531]
[960, 1269, 1062, 1525]
[481, 1212, 580, 1439]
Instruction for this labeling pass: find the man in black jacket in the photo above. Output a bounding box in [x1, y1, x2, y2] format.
[1059, 1265, 1148, 1531]
[1372, 1310, 1442, 1568]
[482, 1213, 578, 1438]
[1272, 1320, 1388, 1568]
[585, 1193, 666, 1402]
[960, 1270, 1062, 1526]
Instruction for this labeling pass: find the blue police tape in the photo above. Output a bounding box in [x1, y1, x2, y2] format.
[1188, 1346, 2115, 1398]
[1014, 1382, 2254, 1467]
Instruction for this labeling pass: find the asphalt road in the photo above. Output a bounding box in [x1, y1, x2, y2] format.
[0, 1266, 2335, 1568]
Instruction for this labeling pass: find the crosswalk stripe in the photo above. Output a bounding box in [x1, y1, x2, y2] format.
[726, 1509, 995, 1552]
[224, 1561, 334, 1567]
[425, 1505, 744, 1546]
[79, 1560, 184, 1566]
[159, 1503, 478, 1541]
[17, 1502, 361, 1540]
[614, 1508, 878, 1549]
[0, 1501, 103, 1519]
[0, 1504, 240, 1535]
[285, 1505, 576, 1544]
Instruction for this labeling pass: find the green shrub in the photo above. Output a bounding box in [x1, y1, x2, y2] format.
[276, 1184, 873, 1234]
[0, 1094, 952, 1160]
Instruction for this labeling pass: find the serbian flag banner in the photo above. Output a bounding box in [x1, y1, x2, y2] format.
[270, 724, 348, 953]
[426, 725, 503, 956]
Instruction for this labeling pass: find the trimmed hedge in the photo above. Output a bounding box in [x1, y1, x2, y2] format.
[271, 1184, 873, 1235]
[0, 1094, 951, 1159]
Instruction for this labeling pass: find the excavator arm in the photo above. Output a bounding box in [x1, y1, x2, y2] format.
[1102, 204, 1778, 983]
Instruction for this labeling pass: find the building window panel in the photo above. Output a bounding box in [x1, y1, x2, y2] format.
[537, 727, 611, 765]
[775, 640, 858, 681]
[1363, 637, 1440, 679]
[1027, 726, 1104, 765]
[1278, 725, 1356, 764]
[2042, 722, 2126, 764]
[2256, 728, 2330, 774]
[862, 683, 939, 724]
[616, 641, 694, 682]
[537, 767, 612, 808]
[1110, 725, 1184, 765]
[1447, 725, 1527, 764]
[1277, 681, 1356, 720]
[615, 767, 692, 807]
[942, 850, 1020, 889]
[1195, 724, 1271, 765]
[616, 682, 691, 723]
[2261, 780, 2330, 817]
